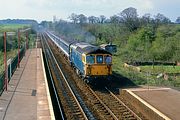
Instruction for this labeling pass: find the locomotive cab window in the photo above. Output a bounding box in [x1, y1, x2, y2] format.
[96, 55, 103, 64]
[105, 55, 112, 64]
[86, 55, 95, 64]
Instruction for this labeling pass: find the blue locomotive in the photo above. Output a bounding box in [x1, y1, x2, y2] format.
[46, 31, 112, 82]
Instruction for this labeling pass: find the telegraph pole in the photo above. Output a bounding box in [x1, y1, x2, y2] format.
[26, 32, 28, 50]
[18, 31, 20, 68]
[4, 32, 8, 91]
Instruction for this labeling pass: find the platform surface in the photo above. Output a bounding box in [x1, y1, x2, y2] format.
[0, 48, 54, 120]
[130, 87, 180, 120]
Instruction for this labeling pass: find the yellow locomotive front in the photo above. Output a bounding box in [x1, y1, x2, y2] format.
[82, 53, 112, 77]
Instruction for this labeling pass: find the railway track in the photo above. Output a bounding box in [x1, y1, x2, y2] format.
[40, 33, 95, 120]
[76, 82, 142, 120]
[42, 32, 146, 120]
[95, 87, 142, 120]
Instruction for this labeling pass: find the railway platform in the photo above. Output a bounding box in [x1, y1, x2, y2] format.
[120, 86, 180, 120]
[0, 48, 54, 120]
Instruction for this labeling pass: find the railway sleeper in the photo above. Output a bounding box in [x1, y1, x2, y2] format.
[120, 109, 128, 113]
[127, 117, 137, 120]
[73, 112, 82, 115]
[122, 111, 131, 115]
[123, 116, 136, 120]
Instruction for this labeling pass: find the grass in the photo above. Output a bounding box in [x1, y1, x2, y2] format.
[0, 24, 28, 74]
[0, 24, 30, 32]
[140, 65, 180, 74]
[112, 55, 180, 88]
[0, 49, 18, 74]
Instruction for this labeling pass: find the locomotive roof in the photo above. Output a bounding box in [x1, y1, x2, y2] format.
[71, 42, 112, 55]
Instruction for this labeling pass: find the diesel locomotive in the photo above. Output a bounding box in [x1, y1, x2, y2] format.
[46, 31, 112, 82]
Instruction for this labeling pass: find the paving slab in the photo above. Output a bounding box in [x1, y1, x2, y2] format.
[125, 87, 180, 120]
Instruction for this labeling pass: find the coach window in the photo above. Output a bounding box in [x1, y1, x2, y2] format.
[86, 55, 95, 64]
[96, 55, 103, 64]
[105, 55, 112, 64]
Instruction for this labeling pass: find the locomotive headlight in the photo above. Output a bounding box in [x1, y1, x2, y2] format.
[87, 64, 91, 75]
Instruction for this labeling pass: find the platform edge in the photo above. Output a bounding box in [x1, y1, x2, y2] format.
[40, 48, 55, 120]
[126, 89, 171, 120]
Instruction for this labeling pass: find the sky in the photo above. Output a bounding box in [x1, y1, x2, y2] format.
[0, 0, 179, 22]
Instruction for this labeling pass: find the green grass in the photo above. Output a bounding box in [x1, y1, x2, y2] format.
[140, 65, 180, 74]
[0, 52, 3, 74]
[112, 55, 180, 88]
[0, 49, 18, 74]
[0, 24, 30, 32]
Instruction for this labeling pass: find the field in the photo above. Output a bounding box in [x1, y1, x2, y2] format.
[0, 24, 30, 32]
[0, 24, 33, 74]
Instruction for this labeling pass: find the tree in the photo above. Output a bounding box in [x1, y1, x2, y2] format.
[99, 15, 106, 24]
[94, 17, 100, 23]
[69, 13, 79, 24]
[78, 14, 87, 24]
[175, 17, 180, 24]
[110, 15, 122, 24]
[88, 16, 96, 24]
[141, 13, 153, 26]
[119, 7, 140, 31]
[40, 21, 48, 28]
[123, 26, 155, 62]
[154, 13, 171, 26]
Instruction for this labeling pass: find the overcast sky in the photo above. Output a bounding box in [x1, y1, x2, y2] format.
[0, 0, 179, 22]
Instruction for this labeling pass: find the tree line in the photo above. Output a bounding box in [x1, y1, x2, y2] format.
[41, 7, 180, 64]
[68, 7, 180, 31]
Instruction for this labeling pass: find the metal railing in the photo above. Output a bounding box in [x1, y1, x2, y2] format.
[0, 47, 25, 95]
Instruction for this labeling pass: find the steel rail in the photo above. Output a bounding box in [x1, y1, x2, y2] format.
[105, 87, 142, 120]
[40, 33, 65, 120]
[42, 33, 89, 120]
[86, 85, 119, 120]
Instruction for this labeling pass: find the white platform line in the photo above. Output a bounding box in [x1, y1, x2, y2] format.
[126, 89, 171, 120]
[40, 48, 55, 120]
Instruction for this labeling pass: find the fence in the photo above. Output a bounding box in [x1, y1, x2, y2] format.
[0, 47, 25, 95]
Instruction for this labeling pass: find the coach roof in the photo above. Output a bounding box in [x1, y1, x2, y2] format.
[71, 42, 111, 55]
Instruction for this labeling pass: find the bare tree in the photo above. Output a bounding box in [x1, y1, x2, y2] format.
[69, 13, 79, 24]
[95, 17, 100, 23]
[88, 16, 96, 24]
[99, 15, 106, 23]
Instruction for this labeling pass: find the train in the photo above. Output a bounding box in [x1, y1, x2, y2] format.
[46, 31, 112, 82]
